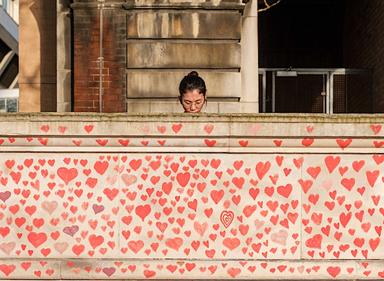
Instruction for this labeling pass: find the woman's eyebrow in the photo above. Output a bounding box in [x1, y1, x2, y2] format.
[183, 98, 203, 102]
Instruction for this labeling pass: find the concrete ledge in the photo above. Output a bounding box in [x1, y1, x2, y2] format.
[122, 0, 244, 10]
[0, 259, 383, 279]
[0, 114, 382, 153]
[126, 99, 220, 113]
[0, 112, 384, 123]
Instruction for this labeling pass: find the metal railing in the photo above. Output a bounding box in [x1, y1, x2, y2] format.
[258, 68, 372, 114]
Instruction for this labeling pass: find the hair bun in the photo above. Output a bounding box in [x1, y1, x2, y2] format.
[187, 71, 199, 77]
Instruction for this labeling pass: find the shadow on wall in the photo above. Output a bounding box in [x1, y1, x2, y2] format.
[30, 0, 57, 111]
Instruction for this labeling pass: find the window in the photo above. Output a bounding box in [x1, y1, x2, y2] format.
[259, 69, 372, 114]
[0, 98, 18, 112]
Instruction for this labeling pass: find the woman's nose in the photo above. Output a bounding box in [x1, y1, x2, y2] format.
[190, 103, 196, 110]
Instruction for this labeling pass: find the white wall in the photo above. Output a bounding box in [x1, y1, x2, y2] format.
[0, 114, 382, 279]
[0, 0, 19, 23]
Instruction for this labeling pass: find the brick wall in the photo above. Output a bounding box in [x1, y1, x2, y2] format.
[344, 0, 384, 112]
[73, 3, 126, 112]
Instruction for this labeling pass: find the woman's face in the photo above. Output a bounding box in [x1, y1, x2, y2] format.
[180, 89, 206, 113]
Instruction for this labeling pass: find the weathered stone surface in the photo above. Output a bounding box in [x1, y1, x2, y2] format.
[218, 101, 259, 113]
[127, 42, 241, 68]
[127, 71, 241, 98]
[127, 99, 220, 113]
[19, 83, 57, 112]
[57, 0, 72, 112]
[19, 0, 57, 112]
[123, 0, 244, 8]
[127, 11, 241, 39]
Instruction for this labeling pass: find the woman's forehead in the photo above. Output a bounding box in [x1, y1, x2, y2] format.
[182, 90, 204, 100]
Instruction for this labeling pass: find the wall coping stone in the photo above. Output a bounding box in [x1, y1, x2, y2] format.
[1, 113, 384, 123]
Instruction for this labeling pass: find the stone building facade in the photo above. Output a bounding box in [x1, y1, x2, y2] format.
[5, 2, 384, 281]
[18, 0, 384, 113]
[20, 0, 259, 113]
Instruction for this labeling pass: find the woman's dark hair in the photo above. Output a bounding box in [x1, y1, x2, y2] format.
[179, 71, 207, 97]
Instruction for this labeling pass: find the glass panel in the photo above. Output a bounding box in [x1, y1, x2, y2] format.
[333, 74, 346, 113]
[0, 99, 5, 112]
[333, 73, 372, 113]
[6, 98, 17, 112]
[1, 0, 8, 10]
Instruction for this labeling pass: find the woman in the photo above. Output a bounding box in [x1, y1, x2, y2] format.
[178, 71, 207, 113]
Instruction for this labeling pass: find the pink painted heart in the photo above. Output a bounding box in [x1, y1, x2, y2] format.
[84, 125, 94, 133]
[204, 124, 214, 134]
[0, 264, 16, 276]
[41, 201, 58, 215]
[172, 123, 182, 133]
[0, 191, 11, 202]
[57, 167, 78, 185]
[165, 237, 183, 251]
[63, 225, 79, 237]
[271, 229, 288, 246]
[27, 232, 47, 248]
[102, 267, 116, 277]
[370, 124, 382, 135]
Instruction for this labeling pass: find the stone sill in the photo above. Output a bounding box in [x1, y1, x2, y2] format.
[0, 113, 382, 153]
[0, 259, 383, 279]
[2, 113, 384, 123]
[71, 1, 245, 10]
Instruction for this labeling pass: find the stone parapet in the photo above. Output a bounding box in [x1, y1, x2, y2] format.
[0, 114, 383, 279]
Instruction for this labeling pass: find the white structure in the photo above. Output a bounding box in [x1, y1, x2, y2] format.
[0, 0, 19, 112]
[0, 0, 19, 23]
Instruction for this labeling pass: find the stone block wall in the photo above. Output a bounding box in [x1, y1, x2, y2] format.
[19, 0, 259, 113]
[70, 0, 259, 113]
[0, 113, 383, 279]
[125, 4, 245, 113]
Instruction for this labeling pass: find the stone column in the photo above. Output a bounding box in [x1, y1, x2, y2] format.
[72, 0, 126, 112]
[241, 0, 259, 112]
[19, 0, 57, 112]
[57, 0, 72, 112]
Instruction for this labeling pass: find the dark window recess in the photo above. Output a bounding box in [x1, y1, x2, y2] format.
[0, 55, 18, 88]
[258, 74, 263, 112]
[333, 73, 372, 113]
[275, 74, 324, 113]
[0, 39, 11, 62]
